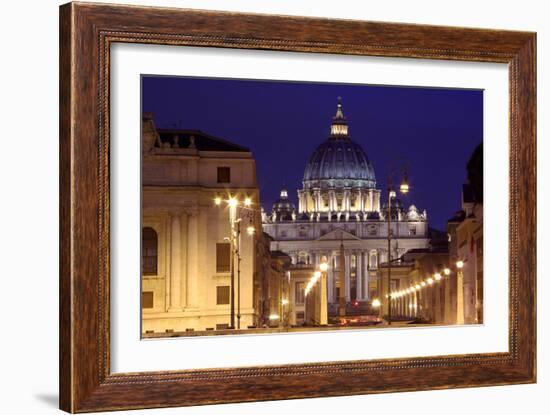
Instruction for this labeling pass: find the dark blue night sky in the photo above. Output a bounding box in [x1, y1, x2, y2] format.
[142, 76, 483, 231]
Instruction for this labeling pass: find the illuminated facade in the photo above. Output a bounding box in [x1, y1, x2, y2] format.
[140, 113, 261, 334]
[262, 100, 430, 311]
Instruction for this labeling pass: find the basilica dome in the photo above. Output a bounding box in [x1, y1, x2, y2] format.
[302, 100, 376, 189]
[271, 187, 296, 220]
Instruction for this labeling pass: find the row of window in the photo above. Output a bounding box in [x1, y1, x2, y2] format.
[142, 167, 233, 271]
[142, 286, 230, 309]
[142, 227, 233, 276]
[280, 225, 417, 238]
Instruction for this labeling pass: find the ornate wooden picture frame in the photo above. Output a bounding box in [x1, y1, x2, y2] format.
[59, 2, 536, 412]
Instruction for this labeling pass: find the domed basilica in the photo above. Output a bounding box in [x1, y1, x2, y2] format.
[262, 99, 429, 307]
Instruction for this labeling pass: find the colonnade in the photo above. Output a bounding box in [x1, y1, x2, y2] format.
[292, 250, 382, 304]
[166, 208, 204, 312]
[298, 188, 381, 214]
[388, 278, 447, 323]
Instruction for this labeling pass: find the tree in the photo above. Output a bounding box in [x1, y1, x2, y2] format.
[466, 143, 483, 204]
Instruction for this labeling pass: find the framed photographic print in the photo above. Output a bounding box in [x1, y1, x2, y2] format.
[59, 2, 536, 412]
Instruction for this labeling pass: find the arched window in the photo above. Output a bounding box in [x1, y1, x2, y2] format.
[142, 227, 158, 275]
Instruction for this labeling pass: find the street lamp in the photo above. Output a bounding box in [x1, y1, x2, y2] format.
[319, 257, 328, 326]
[456, 260, 465, 325]
[303, 258, 329, 326]
[214, 194, 257, 330]
[385, 169, 410, 325]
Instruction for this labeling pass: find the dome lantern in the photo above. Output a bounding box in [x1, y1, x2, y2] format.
[302, 98, 376, 189]
[298, 98, 380, 217]
[330, 97, 349, 138]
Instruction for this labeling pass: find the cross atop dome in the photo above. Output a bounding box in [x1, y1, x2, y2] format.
[330, 97, 349, 138]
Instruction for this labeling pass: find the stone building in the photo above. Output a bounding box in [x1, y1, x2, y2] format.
[447, 143, 483, 325]
[263, 100, 430, 314]
[448, 185, 483, 324]
[287, 264, 316, 326]
[141, 113, 261, 334]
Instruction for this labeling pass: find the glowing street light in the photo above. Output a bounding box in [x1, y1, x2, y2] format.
[372, 299, 381, 308]
[227, 197, 238, 208]
[385, 167, 411, 325]
[443, 268, 451, 276]
[456, 260, 465, 325]
[213, 195, 258, 330]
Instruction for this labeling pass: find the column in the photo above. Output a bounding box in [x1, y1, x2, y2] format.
[369, 190, 374, 212]
[320, 269, 328, 325]
[356, 252, 363, 300]
[444, 274, 452, 324]
[342, 190, 347, 211]
[345, 254, 351, 301]
[362, 253, 370, 299]
[169, 212, 183, 312]
[186, 209, 199, 309]
[164, 217, 171, 311]
[316, 190, 321, 212]
[180, 211, 188, 307]
[434, 282, 442, 323]
[328, 254, 334, 303]
[457, 269, 465, 324]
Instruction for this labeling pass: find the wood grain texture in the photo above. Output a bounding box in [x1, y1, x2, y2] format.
[59, 2, 536, 412]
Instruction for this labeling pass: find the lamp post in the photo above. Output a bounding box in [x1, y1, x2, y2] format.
[228, 198, 237, 329]
[214, 195, 256, 330]
[456, 260, 465, 325]
[384, 170, 409, 325]
[281, 298, 289, 328]
[319, 258, 329, 325]
[304, 257, 329, 326]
